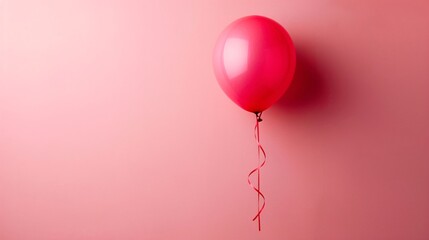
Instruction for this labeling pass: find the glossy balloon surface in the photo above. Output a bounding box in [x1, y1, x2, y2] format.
[213, 15, 296, 113]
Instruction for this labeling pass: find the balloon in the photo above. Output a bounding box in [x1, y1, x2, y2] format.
[213, 15, 296, 113]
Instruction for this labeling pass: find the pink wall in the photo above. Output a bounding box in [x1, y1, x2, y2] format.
[1, 0, 429, 239]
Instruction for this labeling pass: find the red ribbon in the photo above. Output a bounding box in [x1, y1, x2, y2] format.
[247, 112, 266, 231]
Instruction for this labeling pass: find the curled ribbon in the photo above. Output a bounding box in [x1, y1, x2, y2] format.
[247, 112, 266, 231]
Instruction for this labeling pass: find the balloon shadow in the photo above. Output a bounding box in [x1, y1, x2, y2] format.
[274, 46, 329, 112]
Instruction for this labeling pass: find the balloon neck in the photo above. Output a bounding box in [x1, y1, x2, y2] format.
[255, 112, 263, 122]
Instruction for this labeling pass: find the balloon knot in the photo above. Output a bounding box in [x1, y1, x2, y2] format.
[255, 112, 263, 122]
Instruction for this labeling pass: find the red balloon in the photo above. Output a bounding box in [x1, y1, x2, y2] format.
[213, 16, 296, 113]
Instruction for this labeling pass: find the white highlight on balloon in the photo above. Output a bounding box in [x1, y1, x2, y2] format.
[223, 38, 249, 79]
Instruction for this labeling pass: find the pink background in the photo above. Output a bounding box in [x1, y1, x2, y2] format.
[1, 0, 429, 239]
